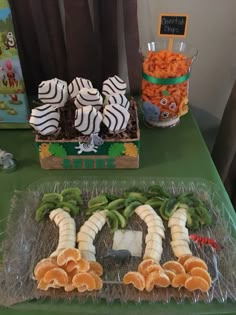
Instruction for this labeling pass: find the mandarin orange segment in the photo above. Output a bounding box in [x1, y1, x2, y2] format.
[183, 257, 208, 272]
[138, 259, 156, 277]
[146, 264, 163, 274]
[123, 271, 145, 291]
[162, 261, 185, 275]
[185, 276, 210, 292]
[145, 271, 170, 292]
[34, 257, 57, 281]
[178, 254, 193, 266]
[66, 258, 90, 273]
[190, 267, 212, 286]
[88, 261, 103, 276]
[89, 271, 103, 290]
[172, 273, 190, 288]
[72, 272, 96, 292]
[37, 278, 60, 290]
[64, 283, 76, 292]
[57, 248, 81, 266]
[43, 267, 68, 287]
[164, 270, 176, 282]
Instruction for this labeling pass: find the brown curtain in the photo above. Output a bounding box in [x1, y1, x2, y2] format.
[9, 0, 141, 96]
[212, 82, 236, 208]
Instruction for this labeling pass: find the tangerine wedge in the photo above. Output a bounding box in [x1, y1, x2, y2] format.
[37, 278, 60, 290]
[146, 264, 163, 274]
[89, 271, 103, 290]
[66, 259, 90, 273]
[164, 270, 176, 282]
[43, 267, 68, 287]
[34, 257, 57, 281]
[190, 267, 212, 286]
[145, 271, 170, 292]
[172, 273, 190, 288]
[72, 272, 96, 292]
[64, 283, 76, 292]
[88, 261, 103, 276]
[138, 259, 156, 277]
[162, 261, 185, 275]
[123, 272, 145, 291]
[185, 276, 210, 292]
[178, 254, 193, 266]
[183, 257, 208, 272]
[57, 248, 81, 266]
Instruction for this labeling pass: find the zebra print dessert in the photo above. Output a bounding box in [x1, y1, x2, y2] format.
[68, 77, 93, 99]
[105, 93, 130, 110]
[74, 105, 102, 135]
[29, 104, 60, 136]
[102, 75, 126, 96]
[103, 104, 130, 133]
[38, 78, 68, 108]
[74, 88, 103, 110]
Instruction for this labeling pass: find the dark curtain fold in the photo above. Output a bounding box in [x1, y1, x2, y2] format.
[9, 0, 67, 95]
[122, 0, 142, 94]
[212, 81, 236, 208]
[9, 0, 140, 95]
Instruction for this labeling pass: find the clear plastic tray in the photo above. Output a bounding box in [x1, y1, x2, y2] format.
[0, 177, 235, 307]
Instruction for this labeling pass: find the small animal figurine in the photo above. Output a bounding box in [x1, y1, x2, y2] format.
[75, 134, 99, 154]
[142, 101, 160, 123]
[103, 249, 131, 265]
[0, 149, 16, 170]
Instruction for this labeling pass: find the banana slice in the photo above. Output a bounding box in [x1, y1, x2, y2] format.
[146, 240, 163, 252]
[137, 209, 156, 221]
[49, 208, 65, 221]
[148, 226, 165, 239]
[171, 232, 190, 242]
[145, 233, 162, 244]
[143, 248, 162, 263]
[76, 231, 94, 243]
[170, 212, 187, 222]
[60, 230, 76, 238]
[83, 221, 99, 233]
[168, 217, 186, 228]
[93, 211, 107, 221]
[144, 214, 164, 225]
[171, 245, 192, 258]
[171, 239, 189, 247]
[79, 226, 96, 239]
[88, 216, 106, 231]
[54, 212, 71, 226]
[78, 241, 96, 254]
[58, 235, 76, 244]
[146, 221, 165, 230]
[80, 250, 96, 261]
[170, 226, 188, 236]
[135, 204, 154, 215]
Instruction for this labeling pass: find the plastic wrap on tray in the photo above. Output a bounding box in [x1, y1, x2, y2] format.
[0, 177, 236, 307]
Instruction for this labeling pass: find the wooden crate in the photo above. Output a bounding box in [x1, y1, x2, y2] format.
[35, 102, 140, 170]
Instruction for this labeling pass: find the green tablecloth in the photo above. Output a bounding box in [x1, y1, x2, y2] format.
[0, 113, 235, 315]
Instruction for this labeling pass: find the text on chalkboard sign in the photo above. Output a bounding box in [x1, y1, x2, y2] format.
[158, 14, 189, 38]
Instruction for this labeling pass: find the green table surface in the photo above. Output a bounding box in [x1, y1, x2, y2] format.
[0, 112, 235, 315]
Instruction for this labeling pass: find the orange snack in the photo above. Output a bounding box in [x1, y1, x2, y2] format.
[72, 272, 96, 292]
[185, 276, 210, 292]
[123, 271, 145, 291]
[88, 261, 103, 276]
[34, 257, 57, 281]
[57, 248, 81, 266]
[146, 264, 163, 274]
[162, 261, 185, 275]
[183, 257, 208, 272]
[190, 267, 212, 286]
[178, 254, 193, 266]
[172, 273, 190, 288]
[89, 271, 103, 290]
[65, 258, 90, 273]
[145, 271, 170, 292]
[43, 267, 68, 287]
[37, 278, 60, 291]
[138, 259, 156, 277]
[164, 270, 176, 282]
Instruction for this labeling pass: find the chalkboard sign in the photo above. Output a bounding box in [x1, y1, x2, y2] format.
[158, 14, 189, 38]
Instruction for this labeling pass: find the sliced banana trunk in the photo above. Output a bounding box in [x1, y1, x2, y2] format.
[77, 231, 94, 243]
[171, 232, 190, 242]
[49, 208, 76, 257]
[144, 214, 164, 225]
[145, 233, 162, 244]
[170, 226, 188, 236]
[143, 248, 162, 263]
[148, 226, 165, 239]
[80, 250, 96, 261]
[83, 221, 99, 233]
[78, 241, 96, 254]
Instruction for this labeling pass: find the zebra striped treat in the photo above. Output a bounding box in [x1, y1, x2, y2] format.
[74, 105, 102, 135]
[103, 104, 130, 133]
[68, 77, 93, 99]
[29, 104, 60, 136]
[38, 78, 68, 108]
[74, 88, 103, 110]
[102, 75, 126, 96]
[105, 93, 130, 110]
